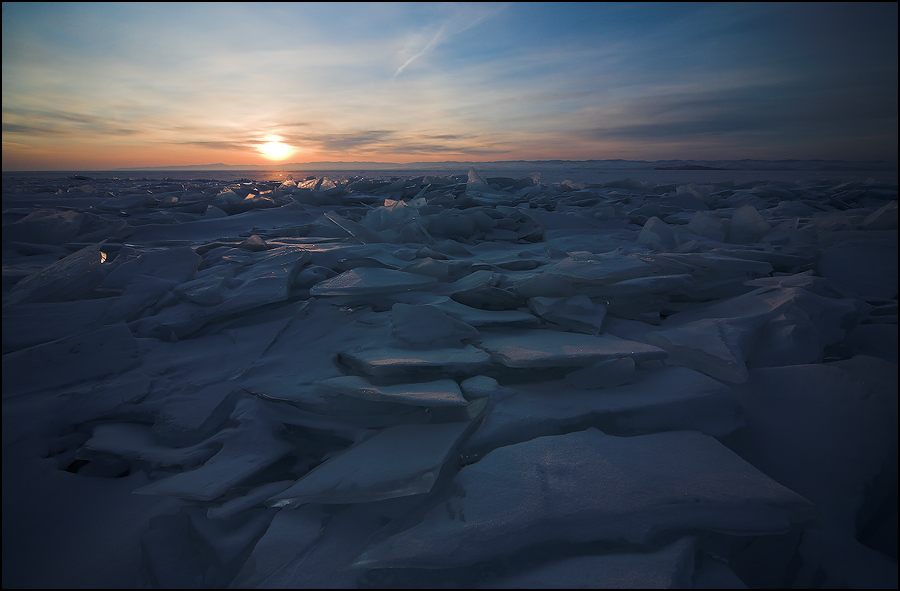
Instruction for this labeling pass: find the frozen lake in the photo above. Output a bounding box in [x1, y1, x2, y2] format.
[2, 167, 897, 588]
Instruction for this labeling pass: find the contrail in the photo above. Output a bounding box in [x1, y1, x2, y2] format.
[394, 3, 510, 78]
[395, 23, 448, 77]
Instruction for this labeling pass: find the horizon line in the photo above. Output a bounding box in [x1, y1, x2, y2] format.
[4, 157, 898, 174]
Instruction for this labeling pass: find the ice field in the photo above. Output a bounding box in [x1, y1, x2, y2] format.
[2, 167, 897, 588]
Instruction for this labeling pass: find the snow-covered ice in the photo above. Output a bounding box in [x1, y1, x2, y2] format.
[2, 168, 897, 588]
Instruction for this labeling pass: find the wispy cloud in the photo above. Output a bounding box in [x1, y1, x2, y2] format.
[394, 3, 509, 77]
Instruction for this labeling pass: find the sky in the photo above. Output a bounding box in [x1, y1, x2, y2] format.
[2, 2, 897, 171]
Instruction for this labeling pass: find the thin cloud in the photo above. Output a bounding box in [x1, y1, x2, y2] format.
[2, 106, 142, 137]
[394, 3, 510, 77]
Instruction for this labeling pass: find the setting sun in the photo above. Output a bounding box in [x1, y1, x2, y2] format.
[257, 136, 293, 160]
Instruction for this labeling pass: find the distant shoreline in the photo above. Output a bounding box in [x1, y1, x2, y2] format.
[3, 158, 898, 174]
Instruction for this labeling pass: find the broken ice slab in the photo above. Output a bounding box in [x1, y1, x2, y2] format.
[309, 267, 438, 296]
[727, 356, 898, 537]
[238, 234, 269, 251]
[816, 243, 899, 299]
[646, 285, 866, 381]
[563, 357, 636, 389]
[544, 250, 658, 285]
[391, 303, 479, 347]
[3, 241, 107, 306]
[315, 375, 469, 407]
[269, 422, 472, 506]
[462, 365, 742, 456]
[321, 211, 385, 243]
[483, 537, 697, 589]
[206, 247, 310, 317]
[100, 245, 200, 290]
[4, 209, 85, 245]
[429, 297, 541, 328]
[80, 422, 220, 471]
[465, 167, 512, 204]
[173, 266, 234, 306]
[134, 398, 294, 501]
[638, 216, 683, 250]
[2, 298, 117, 352]
[639, 251, 773, 280]
[227, 506, 329, 589]
[585, 273, 695, 297]
[2, 322, 140, 396]
[645, 317, 761, 384]
[477, 329, 667, 368]
[339, 344, 491, 378]
[150, 383, 240, 447]
[728, 204, 772, 244]
[130, 250, 309, 338]
[459, 375, 500, 398]
[710, 248, 812, 274]
[207, 480, 294, 520]
[687, 210, 729, 242]
[430, 268, 494, 293]
[357, 428, 815, 569]
[860, 200, 898, 231]
[331, 245, 419, 272]
[527, 295, 607, 335]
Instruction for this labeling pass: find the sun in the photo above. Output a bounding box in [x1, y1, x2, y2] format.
[257, 135, 294, 160]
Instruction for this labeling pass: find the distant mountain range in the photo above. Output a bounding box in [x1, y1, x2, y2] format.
[118, 159, 898, 172]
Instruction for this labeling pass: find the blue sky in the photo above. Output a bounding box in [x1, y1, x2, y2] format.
[2, 2, 897, 170]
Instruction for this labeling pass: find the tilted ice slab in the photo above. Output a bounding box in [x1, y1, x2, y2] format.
[228, 507, 329, 588]
[357, 428, 816, 569]
[462, 365, 742, 456]
[728, 204, 772, 243]
[339, 344, 491, 377]
[527, 294, 607, 335]
[309, 267, 438, 296]
[477, 328, 667, 368]
[391, 303, 479, 347]
[206, 247, 310, 317]
[429, 297, 540, 328]
[100, 245, 200, 290]
[646, 316, 762, 384]
[121, 204, 317, 245]
[583, 273, 696, 298]
[485, 536, 697, 589]
[315, 375, 469, 407]
[2, 322, 140, 396]
[80, 423, 220, 471]
[465, 167, 513, 204]
[4, 208, 86, 245]
[725, 356, 899, 588]
[129, 247, 310, 338]
[817, 243, 899, 299]
[269, 422, 472, 506]
[133, 397, 294, 501]
[3, 241, 107, 306]
[563, 356, 637, 389]
[639, 251, 773, 282]
[644, 285, 865, 383]
[543, 250, 658, 285]
[2, 274, 176, 352]
[727, 356, 898, 537]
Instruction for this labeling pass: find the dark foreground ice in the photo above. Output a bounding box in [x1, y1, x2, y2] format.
[2, 169, 897, 588]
